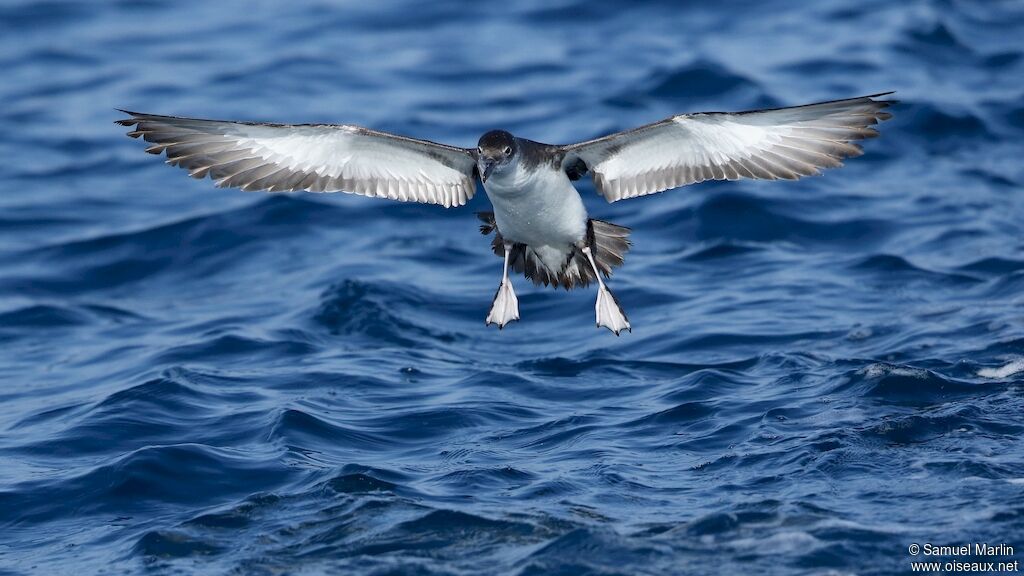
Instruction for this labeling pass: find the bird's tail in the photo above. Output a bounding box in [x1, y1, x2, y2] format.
[476, 212, 631, 290]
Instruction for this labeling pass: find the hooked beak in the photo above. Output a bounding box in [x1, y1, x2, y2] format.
[480, 159, 496, 183]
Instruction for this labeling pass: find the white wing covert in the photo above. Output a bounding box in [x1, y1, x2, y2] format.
[117, 112, 477, 208]
[561, 93, 895, 202]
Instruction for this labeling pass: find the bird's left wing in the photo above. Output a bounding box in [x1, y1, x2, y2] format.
[560, 93, 895, 203]
[117, 111, 477, 208]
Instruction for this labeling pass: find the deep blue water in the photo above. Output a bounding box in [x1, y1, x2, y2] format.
[2, 0, 1024, 574]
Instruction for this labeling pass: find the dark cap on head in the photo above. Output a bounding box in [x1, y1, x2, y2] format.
[477, 130, 515, 152]
[476, 130, 516, 182]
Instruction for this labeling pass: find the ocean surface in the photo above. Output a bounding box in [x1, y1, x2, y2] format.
[2, 0, 1024, 574]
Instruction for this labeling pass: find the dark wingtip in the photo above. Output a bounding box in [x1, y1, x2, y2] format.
[868, 91, 899, 107]
[114, 109, 140, 126]
[871, 94, 898, 122]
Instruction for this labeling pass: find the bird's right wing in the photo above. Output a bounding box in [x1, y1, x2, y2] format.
[560, 93, 895, 203]
[117, 111, 478, 208]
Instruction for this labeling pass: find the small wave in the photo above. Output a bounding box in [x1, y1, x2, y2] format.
[691, 193, 891, 245]
[843, 362, 982, 404]
[868, 408, 978, 445]
[978, 359, 1024, 379]
[311, 279, 457, 345]
[157, 333, 316, 364]
[2, 444, 292, 524]
[12, 154, 120, 182]
[210, 55, 349, 94]
[328, 471, 401, 495]
[14, 371, 268, 457]
[627, 401, 716, 429]
[899, 18, 975, 58]
[860, 363, 928, 380]
[183, 493, 282, 530]
[958, 257, 1024, 275]
[269, 408, 393, 450]
[394, 509, 535, 538]
[358, 406, 497, 441]
[0, 1, 93, 31]
[681, 241, 762, 261]
[959, 167, 1018, 189]
[850, 254, 981, 284]
[97, 375, 207, 410]
[0, 214, 87, 231]
[0, 304, 89, 328]
[646, 60, 766, 106]
[776, 58, 877, 76]
[429, 466, 536, 492]
[898, 102, 994, 149]
[997, 101, 1024, 132]
[19, 196, 346, 295]
[134, 530, 224, 558]
[521, 527, 664, 575]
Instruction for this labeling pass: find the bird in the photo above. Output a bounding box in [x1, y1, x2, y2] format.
[116, 92, 894, 335]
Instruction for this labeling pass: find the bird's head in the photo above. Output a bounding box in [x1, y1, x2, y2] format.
[476, 130, 517, 183]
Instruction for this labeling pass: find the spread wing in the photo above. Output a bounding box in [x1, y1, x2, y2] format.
[116, 111, 478, 208]
[560, 93, 895, 203]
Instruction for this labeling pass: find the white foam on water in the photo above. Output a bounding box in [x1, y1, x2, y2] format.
[861, 363, 929, 379]
[977, 359, 1024, 379]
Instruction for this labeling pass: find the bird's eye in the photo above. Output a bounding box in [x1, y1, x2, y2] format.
[503, 146, 512, 156]
[478, 146, 483, 153]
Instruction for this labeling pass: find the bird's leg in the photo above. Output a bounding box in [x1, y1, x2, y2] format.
[582, 245, 631, 335]
[486, 242, 520, 329]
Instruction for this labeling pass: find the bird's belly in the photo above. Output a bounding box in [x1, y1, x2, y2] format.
[484, 176, 588, 270]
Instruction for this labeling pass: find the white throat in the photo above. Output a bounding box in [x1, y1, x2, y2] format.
[482, 158, 537, 198]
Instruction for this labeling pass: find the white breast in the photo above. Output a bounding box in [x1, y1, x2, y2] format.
[482, 162, 589, 258]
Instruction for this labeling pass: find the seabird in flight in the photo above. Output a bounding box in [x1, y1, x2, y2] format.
[117, 92, 894, 335]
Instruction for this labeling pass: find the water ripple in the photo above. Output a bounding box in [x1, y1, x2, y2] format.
[2, 0, 1024, 574]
